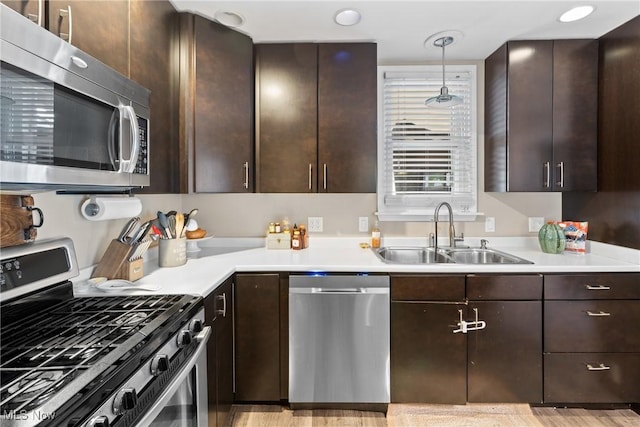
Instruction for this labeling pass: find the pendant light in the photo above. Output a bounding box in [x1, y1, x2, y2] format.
[425, 36, 462, 109]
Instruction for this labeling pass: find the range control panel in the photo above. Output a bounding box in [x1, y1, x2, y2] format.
[0, 248, 70, 290]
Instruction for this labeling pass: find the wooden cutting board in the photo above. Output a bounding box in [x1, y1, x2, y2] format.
[0, 195, 39, 248]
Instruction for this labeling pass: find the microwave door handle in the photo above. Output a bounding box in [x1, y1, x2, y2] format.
[108, 108, 119, 171]
[118, 105, 140, 173]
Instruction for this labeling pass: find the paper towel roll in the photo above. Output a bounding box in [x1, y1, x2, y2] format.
[81, 197, 142, 221]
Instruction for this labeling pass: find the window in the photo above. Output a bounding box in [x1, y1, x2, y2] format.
[377, 65, 478, 221]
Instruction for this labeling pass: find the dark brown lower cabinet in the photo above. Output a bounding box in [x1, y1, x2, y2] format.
[203, 277, 233, 427]
[467, 301, 542, 403]
[234, 273, 282, 402]
[391, 302, 467, 404]
[545, 353, 640, 403]
[391, 274, 543, 405]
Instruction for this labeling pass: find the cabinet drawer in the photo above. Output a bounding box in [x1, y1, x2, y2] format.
[467, 274, 542, 300]
[544, 353, 640, 403]
[545, 273, 640, 299]
[545, 300, 640, 352]
[391, 275, 465, 301]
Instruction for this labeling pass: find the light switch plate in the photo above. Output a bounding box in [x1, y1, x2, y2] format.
[528, 217, 545, 233]
[358, 217, 369, 232]
[485, 217, 496, 233]
[308, 217, 323, 232]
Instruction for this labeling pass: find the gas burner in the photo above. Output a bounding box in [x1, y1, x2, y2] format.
[5, 370, 73, 410]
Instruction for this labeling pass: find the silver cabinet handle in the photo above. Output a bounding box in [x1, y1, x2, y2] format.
[323, 163, 328, 190]
[119, 105, 140, 173]
[27, 0, 44, 26]
[243, 162, 249, 189]
[556, 161, 564, 188]
[586, 284, 611, 291]
[216, 293, 227, 318]
[59, 5, 73, 44]
[586, 310, 611, 317]
[586, 363, 611, 371]
[543, 161, 550, 189]
[308, 163, 313, 190]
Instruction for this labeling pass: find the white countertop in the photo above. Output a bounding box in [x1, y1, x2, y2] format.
[73, 236, 640, 298]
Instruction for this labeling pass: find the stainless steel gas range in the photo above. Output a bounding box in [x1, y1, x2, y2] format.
[0, 238, 210, 427]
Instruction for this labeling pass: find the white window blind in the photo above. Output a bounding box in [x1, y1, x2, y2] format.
[377, 65, 477, 221]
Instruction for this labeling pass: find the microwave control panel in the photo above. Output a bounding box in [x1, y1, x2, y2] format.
[136, 117, 149, 175]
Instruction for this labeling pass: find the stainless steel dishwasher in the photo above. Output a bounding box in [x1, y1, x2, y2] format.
[289, 274, 390, 410]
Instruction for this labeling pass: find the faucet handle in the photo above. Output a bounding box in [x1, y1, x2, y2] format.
[480, 239, 489, 249]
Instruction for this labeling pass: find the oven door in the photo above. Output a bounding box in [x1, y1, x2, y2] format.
[136, 327, 211, 427]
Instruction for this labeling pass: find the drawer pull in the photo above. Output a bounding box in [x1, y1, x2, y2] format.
[586, 310, 611, 317]
[586, 363, 611, 371]
[585, 285, 611, 291]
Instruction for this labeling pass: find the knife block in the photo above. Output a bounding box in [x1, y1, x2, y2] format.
[92, 239, 144, 281]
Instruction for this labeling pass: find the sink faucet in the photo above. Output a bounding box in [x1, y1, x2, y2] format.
[433, 202, 456, 251]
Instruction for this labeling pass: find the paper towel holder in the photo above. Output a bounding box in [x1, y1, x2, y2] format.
[81, 195, 142, 221]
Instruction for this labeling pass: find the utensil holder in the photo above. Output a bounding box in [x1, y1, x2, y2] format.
[158, 238, 187, 267]
[92, 239, 144, 281]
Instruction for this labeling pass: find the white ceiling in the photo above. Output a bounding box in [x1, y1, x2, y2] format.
[170, 0, 639, 63]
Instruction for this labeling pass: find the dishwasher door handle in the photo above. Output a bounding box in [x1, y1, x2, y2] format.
[312, 287, 365, 294]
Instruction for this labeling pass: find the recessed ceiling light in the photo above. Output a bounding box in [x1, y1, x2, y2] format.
[559, 5, 595, 23]
[214, 10, 245, 27]
[335, 9, 361, 26]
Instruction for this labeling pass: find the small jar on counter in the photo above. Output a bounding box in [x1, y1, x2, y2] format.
[292, 225, 302, 250]
[268, 222, 276, 233]
[275, 223, 281, 233]
[299, 225, 308, 248]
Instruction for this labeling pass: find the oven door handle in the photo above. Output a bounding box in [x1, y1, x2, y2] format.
[134, 326, 211, 427]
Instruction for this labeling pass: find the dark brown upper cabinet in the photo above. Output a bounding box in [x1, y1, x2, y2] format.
[130, 1, 180, 194]
[485, 39, 598, 192]
[256, 43, 377, 193]
[47, 1, 130, 76]
[179, 14, 254, 193]
[2, 0, 130, 76]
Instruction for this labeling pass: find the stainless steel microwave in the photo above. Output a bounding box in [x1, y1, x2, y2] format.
[0, 5, 150, 192]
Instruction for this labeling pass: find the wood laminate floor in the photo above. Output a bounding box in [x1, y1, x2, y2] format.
[228, 404, 640, 427]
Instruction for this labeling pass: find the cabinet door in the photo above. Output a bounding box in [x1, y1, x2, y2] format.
[318, 43, 377, 193]
[256, 44, 318, 193]
[190, 15, 254, 193]
[130, 0, 180, 194]
[552, 39, 598, 191]
[235, 273, 281, 401]
[48, 1, 129, 76]
[203, 286, 219, 425]
[2, 1, 42, 25]
[467, 301, 543, 403]
[506, 40, 554, 192]
[214, 279, 233, 427]
[391, 302, 467, 404]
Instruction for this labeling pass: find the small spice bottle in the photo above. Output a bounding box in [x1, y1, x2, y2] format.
[299, 225, 308, 248]
[275, 222, 281, 233]
[268, 222, 276, 233]
[371, 220, 381, 248]
[292, 225, 302, 250]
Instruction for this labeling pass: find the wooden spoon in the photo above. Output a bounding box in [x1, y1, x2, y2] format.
[175, 213, 185, 239]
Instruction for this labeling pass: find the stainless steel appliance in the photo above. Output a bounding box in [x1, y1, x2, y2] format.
[0, 5, 150, 192]
[0, 238, 210, 427]
[289, 274, 390, 410]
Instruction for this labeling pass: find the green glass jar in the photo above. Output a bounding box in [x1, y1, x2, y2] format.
[538, 221, 566, 254]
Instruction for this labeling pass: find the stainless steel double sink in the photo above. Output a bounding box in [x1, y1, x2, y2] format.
[374, 246, 533, 265]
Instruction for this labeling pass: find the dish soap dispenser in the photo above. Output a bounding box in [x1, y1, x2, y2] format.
[371, 220, 381, 248]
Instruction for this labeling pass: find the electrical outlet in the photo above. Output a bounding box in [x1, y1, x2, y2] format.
[358, 217, 369, 233]
[308, 217, 323, 232]
[528, 217, 545, 233]
[485, 217, 496, 233]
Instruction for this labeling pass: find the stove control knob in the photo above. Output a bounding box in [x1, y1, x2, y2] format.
[113, 388, 137, 415]
[176, 330, 192, 348]
[189, 319, 203, 333]
[150, 354, 170, 376]
[86, 416, 110, 427]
